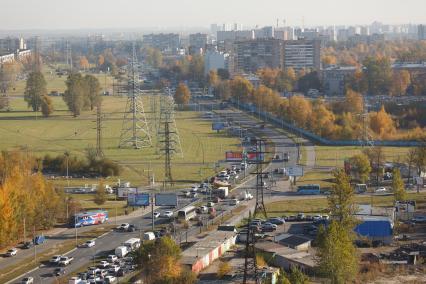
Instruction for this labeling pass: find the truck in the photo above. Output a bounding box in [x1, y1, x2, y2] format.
[59, 256, 74, 266]
[212, 186, 228, 199]
[114, 246, 128, 258]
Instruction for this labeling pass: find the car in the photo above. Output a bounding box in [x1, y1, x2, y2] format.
[21, 277, 34, 284]
[96, 269, 108, 277]
[22, 241, 34, 249]
[207, 202, 215, 207]
[261, 181, 267, 187]
[229, 199, 239, 206]
[53, 267, 65, 276]
[297, 213, 305, 221]
[322, 215, 330, 220]
[262, 222, 278, 232]
[87, 266, 100, 275]
[68, 277, 82, 284]
[118, 223, 130, 231]
[412, 216, 426, 223]
[249, 224, 262, 232]
[191, 192, 198, 198]
[267, 217, 285, 225]
[183, 190, 191, 197]
[108, 264, 120, 274]
[375, 187, 387, 193]
[127, 224, 137, 232]
[163, 211, 173, 218]
[59, 256, 73, 266]
[190, 186, 198, 192]
[199, 206, 208, 213]
[286, 215, 297, 222]
[6, 248, 17, 257]
[87, 275, 101, 284]
[98, 260, 109, 268]
[312, 215, 322, 221]
[49, 255, 62, 264]
[104, 275, 117, 283]
[81, 240, 96, 248]
[153, 212, 160, 219]
[107, 255, 118, 263]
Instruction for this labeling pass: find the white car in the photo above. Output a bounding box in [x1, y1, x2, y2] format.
[82, 240, 96, 248]
[108, 264, 120, 274]
[153, 212, 160, 219]
[163, 211, 173, 218]
[98, 260, 109, 268]
[375, 187, 387, 193]
[49, 255, 62, 264]
[6, 248, 17, 257]
[118, 223, 130, 230]
[107, 255, 118, 263]
[190, 186, 198, 192]
[21, 277, 34, 284]
[104, 275, 117, 284]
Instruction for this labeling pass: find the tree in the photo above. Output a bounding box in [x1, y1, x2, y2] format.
[206, 70, 219, 88]
[363, 147, 386, 186]
[392, 168, 406, 202]
[0, 61, 21, 94]
[309, 100, 336, 138]
[322, 55, 337, 66]
[391, 70, 411, 96]
[40, 94, 54, 117]
[413, 146, 426, 178]
[369, 105, 396, 139]
[135, 236, 188, 284]
[24, 71, 47, 112]
[287, 96, 312, 128]
[84, 74, 102, 110]
[230, 76, 254, 103]
[143, 47, 163, 68]
[174, 83, 191, 105]
[63, 73, 89, 117]
[79, 56, 90, 70]
[215, 80, 231, 100]
[276, 68, 296, 92]
[288, 266, 309, 284]
[297, 71, 322, 94]
[344, 89, 364, 114]
[217, 261, 231, 279]
[328, 169, 358, 228]
[406, 148, 417, 184]
[94, 180, 107, 205]
[350, 153, 371, 183]
[97, 55, 105, 67]
[362, 56, 393, 96]
[316, 221, 358, 284]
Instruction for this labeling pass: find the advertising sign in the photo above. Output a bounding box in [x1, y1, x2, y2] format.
[212, 122, 225, 131]
[287, 166, 304, 177]
[225, 151, 243, 162]
[246, 152, 264, 161]
[155, 193, 178, 207]
[117, 187, 138, 198]
[127, 193, 150, 207]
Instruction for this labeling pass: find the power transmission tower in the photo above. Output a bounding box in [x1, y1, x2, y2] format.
[242, 211, 259, 284]
[161, 121, 174, 187]
[65, 40, 73, 71]
[96, 102, 104, 157]
[253, 139, 268, 219]
[118, 43, 152, 149]
[156, 88, 183, 157]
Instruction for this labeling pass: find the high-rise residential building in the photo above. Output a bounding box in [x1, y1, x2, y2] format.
[234, 38, 284, 73]
[142, 33, 180, 54]
[189, 33, 208, 54]
[419, 25, 426, 40]
[283, 40, 321, 71]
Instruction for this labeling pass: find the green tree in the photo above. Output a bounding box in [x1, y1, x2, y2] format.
[392, 168, 406, 202]
[63, 73, 89, 117]
[350, 153, 372, 183]
[84, 75, 102, 110]
[174, 83, 191, 105]
[288, 266, 309, 284]
[135, 236, 187, 284]
[40, 94, 54, 117]
[297, 71, 322, 94]
[316, 221, 358, 284]
[413, 146, 426, 178]
[94, 180, 107, 205]
[363, 147, 386, 186]
[362, 56, 393, 96]
[24, 71, 47, 111]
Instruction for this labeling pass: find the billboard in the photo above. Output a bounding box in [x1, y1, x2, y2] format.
[127, 193, 150, 206]
[246, 152, 264, 161]
[226, 151, 243, 162]
[155, 193, 178, 206]
[287, 166, 304, 177]
[212, 122, 225, 131]
[117, 187, 138, 198]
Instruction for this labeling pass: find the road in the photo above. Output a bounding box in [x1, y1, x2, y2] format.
[9, 102, 310, 283]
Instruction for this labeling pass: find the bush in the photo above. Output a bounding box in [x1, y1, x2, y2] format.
[217, 261, 231, 279]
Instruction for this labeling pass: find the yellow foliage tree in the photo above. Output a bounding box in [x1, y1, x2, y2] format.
[288, 95, 312, 128]
[369, 105, 396, 139]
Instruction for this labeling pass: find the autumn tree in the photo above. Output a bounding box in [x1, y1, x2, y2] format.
[229, 76, 254, 103]
[24, 71, 47, 112]
[63, 73, 89, 117]
[369, 105, 396, 139]
[287, 96, 312, 128]
[217, 261, 231, 279]
[257, 68, 279, 89]
[174, 83, 191, 105]
[40, 94, 54, 117]
[309, 99, 336, 138]
[344, 89, 364, 114]
[349, 153, 371, 183]
[0, 61, 21, 94]
[215, 80, 231, 100]
[84, 74, 102, 110]
[97, 55, 105, 67]
[413, 146, 426, 178]
[79, 56, 90, 70]
[143, 47, 163, 68]
[94, 180, 107, 205]
[362, 56, 393, 96]
[288, 266, 309, 284]
[188, 54, 204, 82]
[322, 55, 337, 66]
[276, 68, 296, 92]
[363, 147, 386, 186]
[392, 168, 406, 202]
[206, 70, 219, 88]
[391, 70, 411, 96]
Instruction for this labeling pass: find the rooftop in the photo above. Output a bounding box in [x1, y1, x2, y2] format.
[255, 241, 316, 268]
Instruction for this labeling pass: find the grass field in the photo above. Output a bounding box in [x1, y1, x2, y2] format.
[266, 192, 426, 217]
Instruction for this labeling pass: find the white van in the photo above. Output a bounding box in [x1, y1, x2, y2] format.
[143, 232, 156, 241]
[114, 246, 128, 258]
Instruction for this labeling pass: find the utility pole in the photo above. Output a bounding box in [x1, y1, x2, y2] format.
[74, 208, 78, 247]
[151, 194, 155, 231]
[96, 102, 104, 157]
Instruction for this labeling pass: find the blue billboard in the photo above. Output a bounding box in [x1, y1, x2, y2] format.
[127, 193, 150, 206]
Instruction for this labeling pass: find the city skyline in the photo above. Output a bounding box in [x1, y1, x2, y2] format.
[1, 0, 425, 30]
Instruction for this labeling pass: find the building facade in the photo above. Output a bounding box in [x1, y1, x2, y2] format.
[322, 66, 357, 96]
[189, 33, 208, 54]
[283, 40, 321, 71]
[143, 33, 180, 54]
[418, 24, 426, 40]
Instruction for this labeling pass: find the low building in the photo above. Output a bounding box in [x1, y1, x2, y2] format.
[0, 53, 15, 64]
[354, 215, 394, 245]
[181, 230, 237, 273]
[275, 234, 312, 251]
[255, 241, 316, 275]
[321, 65, 357, 96]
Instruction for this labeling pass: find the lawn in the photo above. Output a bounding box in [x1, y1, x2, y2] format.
[265, 192, 426, 217]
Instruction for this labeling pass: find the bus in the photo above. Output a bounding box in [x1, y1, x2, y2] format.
[177, 206, 197, 221]
[297, 184, 321, 195]
[71, 210, 108, 228]
[123, 238, 141, 251]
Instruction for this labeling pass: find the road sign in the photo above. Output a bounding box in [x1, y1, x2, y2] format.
[155, 193, 178, 206]
[127, 193, 150, 206]
[287, 166, 304, 177]
[226, 151, 243, 161]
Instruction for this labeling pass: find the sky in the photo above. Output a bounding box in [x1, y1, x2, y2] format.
[1, 0, 425, 30]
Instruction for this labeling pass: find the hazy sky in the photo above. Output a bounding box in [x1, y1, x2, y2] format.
[1, 0, 425, 30]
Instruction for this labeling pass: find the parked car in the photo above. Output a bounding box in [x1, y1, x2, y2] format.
[229, 199, 239, 206]
[296, 213, 305, 221]
[207, 202, 215, 207]
[163, 211, 173, 218]
[190, 186, 198, 192]
[68, 277, 82, 284]
[53, 267, 65, 276]
[98, 260, 109, 268]
[21, 277, 34, 284]
[375, 187, 387, 193]
[183, 190, 191, 197]
[107, 255, 118, 263]
[108, 265, 120, 274]
[262, 222, 278, 232]
[191, 192, 198, 198]
[153, 212, 160, 219]
[59, 256, 73, 266]
[104, 275, 117, 284]
[267, 217, 285, 225]
[6, 248, 17, 257]
[127, 224, 137, 232]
